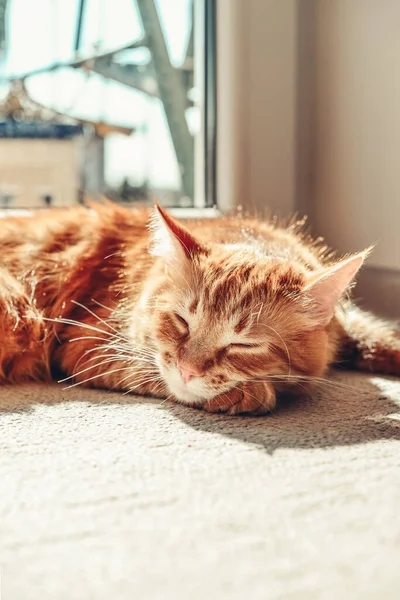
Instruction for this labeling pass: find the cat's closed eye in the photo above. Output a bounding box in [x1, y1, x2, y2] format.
[229, 342, 259, 350]
[174, 313, 189, 331]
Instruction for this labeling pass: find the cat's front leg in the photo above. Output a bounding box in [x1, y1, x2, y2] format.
[203, 381, 276, 416]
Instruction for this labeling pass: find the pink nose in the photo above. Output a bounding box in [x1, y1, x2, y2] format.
[177, 360, 203, 384]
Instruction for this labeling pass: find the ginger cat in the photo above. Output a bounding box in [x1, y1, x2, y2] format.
[0, 201, 398, 415]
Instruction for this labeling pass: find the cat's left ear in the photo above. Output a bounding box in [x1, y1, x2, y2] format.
[304, 249, 371, 325]
[150, 203, 208, 266]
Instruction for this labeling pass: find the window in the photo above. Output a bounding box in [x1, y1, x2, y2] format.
[0, 0, 216, 210]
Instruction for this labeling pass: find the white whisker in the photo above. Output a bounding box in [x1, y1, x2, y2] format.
[69, 336, 113, 343]
[71, 299, 121, 335]
[62, 366, 134, 389]
[41, 316, 110, 337]
[59, 356, 130, 383]
[257, 323, 292, 376]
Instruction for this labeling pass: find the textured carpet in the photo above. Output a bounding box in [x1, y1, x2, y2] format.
[1, 373, 400, 600]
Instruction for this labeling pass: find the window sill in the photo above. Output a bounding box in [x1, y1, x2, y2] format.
[169, 206, 219, 219]
[0, 206, 220, 219]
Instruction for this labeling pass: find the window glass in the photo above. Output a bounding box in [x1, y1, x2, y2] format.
[0, 0, 204, 208]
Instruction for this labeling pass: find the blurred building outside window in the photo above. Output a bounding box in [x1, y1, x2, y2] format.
[0, 0, 209, 209]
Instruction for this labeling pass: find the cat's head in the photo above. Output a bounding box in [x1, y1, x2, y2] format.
[147, 205, 367, 406]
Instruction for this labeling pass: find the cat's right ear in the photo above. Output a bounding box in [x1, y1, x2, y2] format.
[149, 203, 208, 269]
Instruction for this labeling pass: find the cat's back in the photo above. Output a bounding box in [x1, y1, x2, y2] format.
[0, 203, 149, 271]
[0, 204, 326, 279]
[0, 206, 91, 249]
[0, 203, 149, 244]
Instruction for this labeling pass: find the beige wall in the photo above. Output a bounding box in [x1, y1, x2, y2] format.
[216, 0, 400, 315]
[0, 138, 79, 208]
[217, 1, 400, 269]
[217, 0, 298, 217]
[314, 0, 400, 271]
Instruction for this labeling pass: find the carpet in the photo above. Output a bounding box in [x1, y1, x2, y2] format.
[1, 372, 400, 599]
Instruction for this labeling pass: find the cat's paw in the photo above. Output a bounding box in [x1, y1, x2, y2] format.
[203, 382, 276, 416]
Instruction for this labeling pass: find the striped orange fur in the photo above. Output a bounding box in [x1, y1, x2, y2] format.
[0, 201, 397, 415]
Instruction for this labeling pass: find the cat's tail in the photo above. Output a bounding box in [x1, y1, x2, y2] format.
[335, 303, 400, 376]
